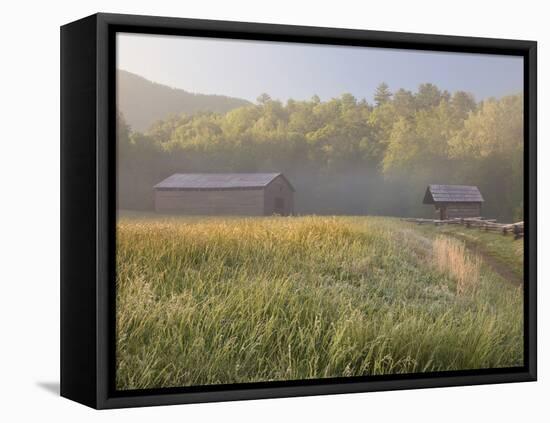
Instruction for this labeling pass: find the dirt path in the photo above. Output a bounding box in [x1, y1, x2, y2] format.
[461, 240, 523, 286]
[406, 224, 523, 286]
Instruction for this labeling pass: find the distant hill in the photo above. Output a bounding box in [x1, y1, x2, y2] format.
[117, 70, 251, 131]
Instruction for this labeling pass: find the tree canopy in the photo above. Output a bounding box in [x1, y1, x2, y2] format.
[117, 83, 523, 221]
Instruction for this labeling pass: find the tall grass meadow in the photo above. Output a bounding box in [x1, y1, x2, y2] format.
[116, 216, 523, 390]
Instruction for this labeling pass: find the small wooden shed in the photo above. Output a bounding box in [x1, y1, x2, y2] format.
[154, 173, 295, 216]
[423, 184, 484, 220]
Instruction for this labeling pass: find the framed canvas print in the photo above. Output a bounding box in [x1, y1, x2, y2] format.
[60, 13, 537, 409]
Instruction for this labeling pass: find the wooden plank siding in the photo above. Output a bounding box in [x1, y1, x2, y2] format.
[155, 188, 265, 215]
[153, 173, 295, 216]
[445, 203, 481, 218]
[436, 202, 481, 219]
[263, 175, 294, 216]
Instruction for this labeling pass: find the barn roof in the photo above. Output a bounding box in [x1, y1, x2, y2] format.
[154, 173, 295, 191]
[423, 184, 484, 204]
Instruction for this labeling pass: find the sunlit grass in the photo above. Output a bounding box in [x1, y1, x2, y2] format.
[433, 236, 481, 295]
[116, 215, 523, 390]
[417, 223, 524, 279]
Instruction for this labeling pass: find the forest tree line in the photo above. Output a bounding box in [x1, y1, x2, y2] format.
[117, 82, 523, 220]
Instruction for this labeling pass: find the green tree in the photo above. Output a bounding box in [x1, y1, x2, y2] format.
[374, 82, 392, 106]
[451, 91, 477, 120]
[392, 88, 416, 119]
[256, 93, 272, 105]
[449, 95, 522, 158]
[449, 94, 523, 219]
[415, 83, 442, 110]
[117, 111, 132, 147]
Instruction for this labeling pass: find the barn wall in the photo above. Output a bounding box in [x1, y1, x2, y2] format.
[438, 202, 481, 219]
[155, 189, 265, 215]
[263, 176, 294, 215]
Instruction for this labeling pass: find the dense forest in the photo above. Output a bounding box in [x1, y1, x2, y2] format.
[117, 82, 523, 221]
[118, 70, 251, 131]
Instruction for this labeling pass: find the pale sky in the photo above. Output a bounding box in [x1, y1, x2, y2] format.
[117, 32, 523, 103]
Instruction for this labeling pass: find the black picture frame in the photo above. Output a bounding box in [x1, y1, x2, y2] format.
[60, 12, 537, 409]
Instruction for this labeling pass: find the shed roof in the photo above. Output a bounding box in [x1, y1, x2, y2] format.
[423, 184, 484, 204]
[154, 173, 295, 191]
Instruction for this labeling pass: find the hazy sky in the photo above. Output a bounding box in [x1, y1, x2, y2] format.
[117, 33, 523, 103]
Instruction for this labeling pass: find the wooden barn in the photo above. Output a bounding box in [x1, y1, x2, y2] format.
[154, 173, 295, 215]
[423, 184, 484, 220]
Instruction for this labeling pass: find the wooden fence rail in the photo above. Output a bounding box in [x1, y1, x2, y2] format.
[401, 217, 524, 239]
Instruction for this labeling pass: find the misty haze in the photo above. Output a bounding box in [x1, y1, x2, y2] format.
[115, 33, 524, 391]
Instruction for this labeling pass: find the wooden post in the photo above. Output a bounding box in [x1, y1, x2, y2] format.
[513, 225, 521, 240]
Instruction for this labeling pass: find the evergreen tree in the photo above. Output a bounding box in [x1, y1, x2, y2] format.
[256, 93, 272, 105]
[374, 82, 392, 106]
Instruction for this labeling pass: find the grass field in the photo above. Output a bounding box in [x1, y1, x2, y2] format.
[116, 215, 524, 390]
[416, 223, 524, 282]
